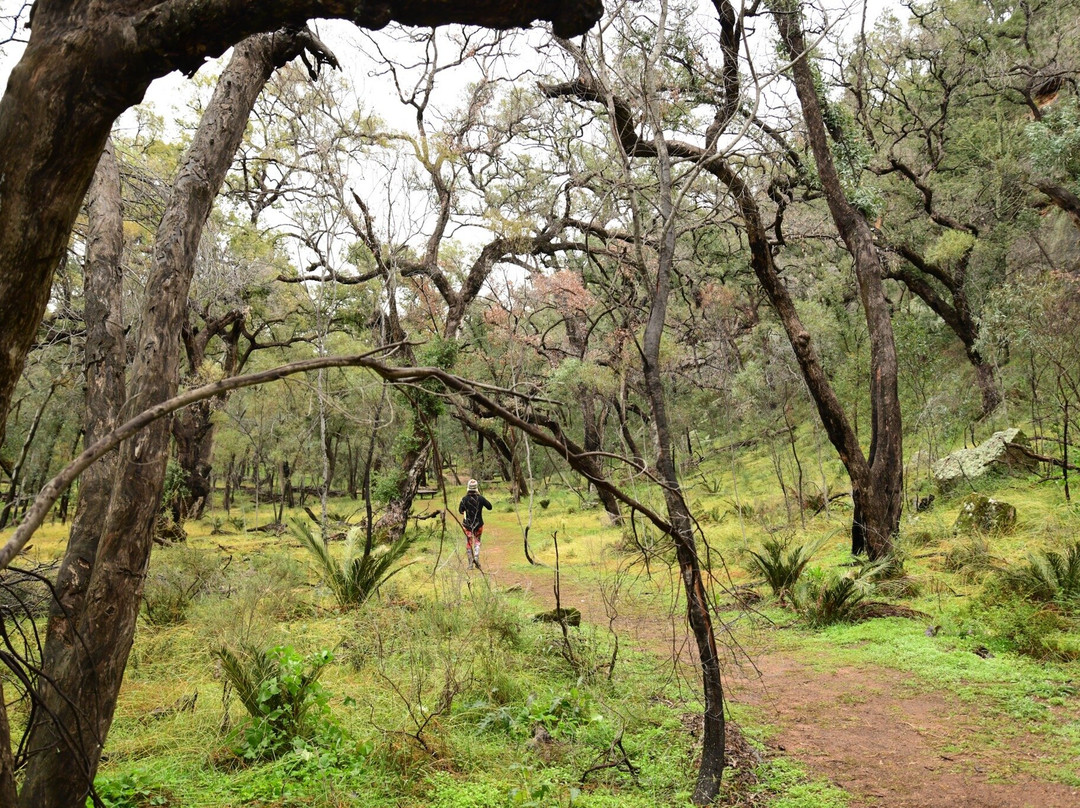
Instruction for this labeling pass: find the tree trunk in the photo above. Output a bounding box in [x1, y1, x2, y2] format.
[18, 35, 313, 807]
[171, 400, 215, 520]
[773, 4, 903, 558]
[641, 127, 724, 805]
[222, 454, 235, 513]
[0, 384, 55, 529]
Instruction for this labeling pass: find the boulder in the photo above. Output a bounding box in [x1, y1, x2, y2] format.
[952, 493, 1017, 535]
[932, 429, 1037, 493]
[532, 607, 581, 626]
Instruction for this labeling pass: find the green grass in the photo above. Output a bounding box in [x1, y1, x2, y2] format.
[6, 437, 1080, 806]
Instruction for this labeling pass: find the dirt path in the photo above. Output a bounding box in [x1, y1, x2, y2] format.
[465, 533, 1080, 808]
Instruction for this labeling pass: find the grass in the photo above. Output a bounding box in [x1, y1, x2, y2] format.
[4, 436, 1080, 805]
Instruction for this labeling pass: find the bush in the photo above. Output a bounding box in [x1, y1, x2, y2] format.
[796, 568, 868, 627]
[292, 519, 415, 609]
[943, 536, 999, 584]
[999, 540, 1080, 608]
[214, 643, 337, 761]
[87, 770, 170, 808]
[965, 595, 1079, 661]
[746, 536, 824, 603]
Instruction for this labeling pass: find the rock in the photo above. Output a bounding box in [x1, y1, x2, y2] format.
[952, 493, 1017, 535]
[532, 607, 581, 626]
[932, 429, 1037, 493]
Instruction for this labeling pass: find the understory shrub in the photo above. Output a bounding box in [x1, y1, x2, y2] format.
[214, 643, 338, 761]
[963, 594, 1080, 661]
[292, 519, 415, 609]
[746, 536, 824, 602]
[999, 541, 1080, 608]
[142, 543, 226, 625]
[796, 569, 866, 627]
[478, 687, 604, 739]
[943, 536, 999, 584]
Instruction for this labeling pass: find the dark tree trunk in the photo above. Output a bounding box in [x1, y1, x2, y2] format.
[171, 400, 214, 520]
[0, 384, 54, 529]
[19, 35, 316, 807]
[0, 681, 15, 807]
[565, 313, 621, 522]
[773, 5, 903, 558]
[885, 248, 1000, 418]
[21, 138, 128, 802]
[222, 454, 235, 513]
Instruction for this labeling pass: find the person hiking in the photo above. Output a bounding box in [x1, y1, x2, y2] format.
[458, 479, 492, 570]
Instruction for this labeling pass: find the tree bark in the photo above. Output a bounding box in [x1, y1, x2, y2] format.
[0, 0, 603, 451]
[18, 34, 318, 807]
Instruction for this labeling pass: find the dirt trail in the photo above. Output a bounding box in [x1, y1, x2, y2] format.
[466, 533, 1079, 808]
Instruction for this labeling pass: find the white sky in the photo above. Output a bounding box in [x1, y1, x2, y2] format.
[0, 0, 910, 277]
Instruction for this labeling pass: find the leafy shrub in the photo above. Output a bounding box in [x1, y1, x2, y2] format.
[478, 687, 603, 738]
[965, 595, 1079, 661]
[87, 770, 170, 808]
[214, 643, 337, 761]
[142, 543, 225, 625]
[292, 519, 415, 609]
[746, 536, 824, 602]
[999, 541, 1080, 608]
[860, 548, 921, 598]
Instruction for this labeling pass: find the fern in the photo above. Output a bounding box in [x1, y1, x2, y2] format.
[291, 518, 415, 609]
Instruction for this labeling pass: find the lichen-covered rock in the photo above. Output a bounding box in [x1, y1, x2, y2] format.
[533, 607, 582, 626]
[952, 493, 1017, 535]
[932, 429, 1037, 493]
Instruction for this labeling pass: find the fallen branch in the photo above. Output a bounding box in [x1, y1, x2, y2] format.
[1006, 441, 1080, 472]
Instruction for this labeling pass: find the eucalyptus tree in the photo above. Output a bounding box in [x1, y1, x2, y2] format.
[255, 29, 602, 537]
[543, 0, 905, 558]
[847, 0, 1080, 418]
[0, 0, 602, 453]
[11, 30, 340, 808]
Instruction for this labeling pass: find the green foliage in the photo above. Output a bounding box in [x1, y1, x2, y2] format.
[291, 519, 415, 609]
[1026, 98, 1080, 186]
[141, 543, 224, 625]
[418, 336, 460, 370]
[372, 467, 407, 504]
[795, 567, 869, 627]
[161, 460, 189, 515]
[746, 535, 825, 602]
[478, 687, 604, 738]
[975, 597, 1078, 662]
[87, 771, 170, 808]
[213, 643, 337, 761]
[999, 541, 1080, 608]
[943, 536, 998, 584]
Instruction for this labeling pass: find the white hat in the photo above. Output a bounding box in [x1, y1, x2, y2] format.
[467, 479, 478, 491]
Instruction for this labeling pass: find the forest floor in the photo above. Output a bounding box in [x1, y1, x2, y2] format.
[474, 528, 1080, 808]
